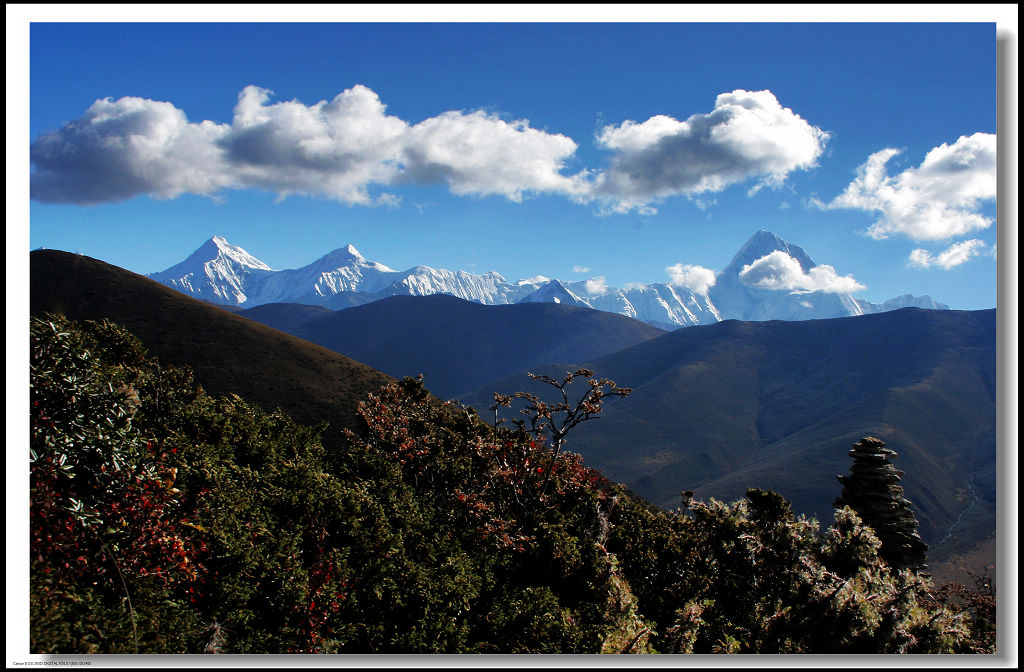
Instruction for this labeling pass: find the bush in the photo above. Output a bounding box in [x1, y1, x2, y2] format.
[30, 316, 206, 653]
[608, 489, 971, 653]
[29, 317, 642, 653]
[29, 315, 988, 654]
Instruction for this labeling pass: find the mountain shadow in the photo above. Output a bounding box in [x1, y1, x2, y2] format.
[29, 249, 396, 443]
[239, 293, 668, 399]
[462, 308, 996, 562]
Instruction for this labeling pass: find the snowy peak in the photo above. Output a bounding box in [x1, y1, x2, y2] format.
[517, 279, 591, 307]
[193, 235, 274, 271]
[307, 243, 391, 273]
[711, 231, 861, 322]
[317, 246, 361, 267]
[319, 243, 366, 264]
[150, 232, 949, 326]
[725, 229, 816, 274]
[390, 266, 517, 304]
[150, 236, 274, 305]
[857, 294, 950, 314]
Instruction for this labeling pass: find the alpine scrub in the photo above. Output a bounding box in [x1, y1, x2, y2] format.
[28, 315, 994, 654]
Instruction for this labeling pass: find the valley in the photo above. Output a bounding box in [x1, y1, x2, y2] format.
[30, 246, 998, 578]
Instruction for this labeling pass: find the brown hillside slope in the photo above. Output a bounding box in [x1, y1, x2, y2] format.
[29, 249, 395, 442]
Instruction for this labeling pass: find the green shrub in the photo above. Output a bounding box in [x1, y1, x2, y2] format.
[28, 315, 988, 655]
[608, 489, 971, 653]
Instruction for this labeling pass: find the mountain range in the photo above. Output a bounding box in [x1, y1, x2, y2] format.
[30, 249, 395, 441]
[459, 307, 996, 572]
[238, 295, 667, 400]
[30, 247, 995, 582]
[150, 231, 948, 330]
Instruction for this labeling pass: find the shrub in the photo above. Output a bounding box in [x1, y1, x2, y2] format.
[608, 489, 971, 653]
[30, 316, 206, 653]
[28, 315, 988, 654]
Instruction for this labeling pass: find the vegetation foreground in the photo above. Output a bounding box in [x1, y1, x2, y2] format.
[29, 315, 995, 654]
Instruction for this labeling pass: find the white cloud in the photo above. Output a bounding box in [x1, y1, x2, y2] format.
[908, 239, 987, 270]
[30, 86, 829, 212]
[30, 96, 234, 204]
[225, 85, 408, 204]
[592, 89, 829, 212]
[572, 265, 591, 273]
[665, 263, 717, 294]
[823, 133, 996, 241]
[583, 276, 609, 295]
[402, 110, 586, 201]
[694, 196, 718, 211]
[31, 85, 588, 206]
[738, 250, 865, 294]
[594, 199, 659, 216]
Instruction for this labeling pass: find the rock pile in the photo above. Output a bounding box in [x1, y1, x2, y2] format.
[834, 437, 928, 571]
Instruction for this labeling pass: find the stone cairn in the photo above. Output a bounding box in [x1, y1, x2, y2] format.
[834, 437, 928, 572]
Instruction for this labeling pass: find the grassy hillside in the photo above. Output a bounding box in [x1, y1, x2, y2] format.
[30, 249, 396, 442]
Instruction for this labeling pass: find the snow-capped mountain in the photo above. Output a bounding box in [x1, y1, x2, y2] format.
[252, 244, 397, 306]
[391, 266, 524, 304]
[518, 279, 592, 308]
[856, 294, 950, 314]
[149, 235, 274, 305]
[621, 283, 722, 328]
[150, 232, 947, 329]
[708, 230, 866, 322]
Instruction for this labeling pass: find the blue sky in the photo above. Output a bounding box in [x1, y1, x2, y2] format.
[15, 8, 1010, 310]
[5, 8, 1019, 659]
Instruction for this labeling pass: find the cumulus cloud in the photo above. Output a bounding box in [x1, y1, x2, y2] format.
[31, 86, 828, 212]
[908, 239, 987, 270]
[224, 85, 408, 204]
[738, 250, 865, 294]
[592, 89, 829, 212]
[666, 263, 717, 294]
[30, 96, 234, 205]
[823, 133, 996, 241]
[31, 85, 587, 206]
[401, 111, 586, 201]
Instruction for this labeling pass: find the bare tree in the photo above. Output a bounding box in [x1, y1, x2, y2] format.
[491, 368, 631, 497]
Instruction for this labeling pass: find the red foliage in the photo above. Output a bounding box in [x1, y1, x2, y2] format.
[30, 420, 208, 611]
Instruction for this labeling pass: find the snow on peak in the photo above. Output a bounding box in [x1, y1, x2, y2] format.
[149, 232, 947, 326]
[517, 279, 592, 308]
[313, 244, 367, 269]
[154, 236, 272, 276]
[725, 230, 815, 274]
[191, 235, 273, 271]
[147, 236, 274, 305]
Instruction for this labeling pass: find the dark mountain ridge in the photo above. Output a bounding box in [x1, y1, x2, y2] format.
[462, 307, 997, 562]
[28, 249, 997, 575]
[239, 293, 668, 399]
[29, 249, 396, 441]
